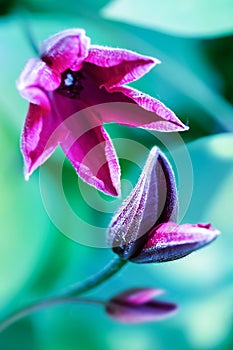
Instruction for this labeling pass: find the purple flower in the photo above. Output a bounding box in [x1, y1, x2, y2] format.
[108, 147, 220, 262]
[17, 29, 188, 196]
[106, 288, 177, 323]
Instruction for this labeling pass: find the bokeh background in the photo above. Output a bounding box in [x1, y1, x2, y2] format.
[0, 0, 233, 349]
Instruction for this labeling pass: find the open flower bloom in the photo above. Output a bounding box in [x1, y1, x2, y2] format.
[108, 146, 220, 262]
[106, 288, 177, 323]
[17, 29, 188, 196]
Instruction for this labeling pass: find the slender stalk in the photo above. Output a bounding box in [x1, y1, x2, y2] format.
[63, 256, 127, 297]
[0, 297, 105, 333]
[0, 257, 127, 332]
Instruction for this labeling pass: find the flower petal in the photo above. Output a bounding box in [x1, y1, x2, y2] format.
[85, 46, 158, 87]
[17, 58, 61, 101]
[131, 222, 220, 263]
[105, 85, 188, 132]
[60, 113, 120, 196]
[40, 29, 91, 72]
[109, 288, 164, 305]
[21, 103, 67, 180]
[108, 146, 178, 259]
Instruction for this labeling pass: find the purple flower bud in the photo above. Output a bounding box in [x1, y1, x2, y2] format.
[108, 147, 220, 263]
[108, 146, 178, 259]
[106, 288, 177, 323]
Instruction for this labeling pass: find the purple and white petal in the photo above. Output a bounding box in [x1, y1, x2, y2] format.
[85, 46, 158, 87]
[21, 103, 68, 180]
[40, 29, 91, 72]
[60, 115, 120, 196]
[17, 58, 61, 100]
[106, 85, 188, 132]
[131, 222, 220, 263]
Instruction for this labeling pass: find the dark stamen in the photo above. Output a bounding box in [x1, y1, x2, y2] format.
[56, 69, 86, 98]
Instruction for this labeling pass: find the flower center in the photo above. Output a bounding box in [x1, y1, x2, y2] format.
[56, 69, 86, 98]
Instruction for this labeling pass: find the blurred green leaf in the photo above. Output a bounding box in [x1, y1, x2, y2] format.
[0, 319, 37, 350]
[0, 122, 51, 310]
[0, 0, 16, 16]
[13, 0, 111, 14]
[102, 0, 233, 38]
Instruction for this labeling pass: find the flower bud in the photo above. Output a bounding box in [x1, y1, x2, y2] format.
[108, 147, 220, 263]
[106, 288, 177, 323]
[108, 146, 178, 259]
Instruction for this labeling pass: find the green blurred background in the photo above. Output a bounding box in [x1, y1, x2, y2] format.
[0, 0, 233, 349]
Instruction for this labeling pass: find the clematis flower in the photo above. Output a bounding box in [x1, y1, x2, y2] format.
[17, 29, 188, 196]
[106, 288, 177, 323]
[108, 146, 220, 262]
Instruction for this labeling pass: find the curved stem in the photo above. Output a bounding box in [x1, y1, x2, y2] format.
[0, 297, 105, 333]
[62, 256, 128, 296]
[0, 256, 127, 332]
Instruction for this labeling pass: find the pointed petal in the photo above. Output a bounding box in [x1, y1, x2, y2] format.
[40, 29, 91, 72]
[131, 222, 220, 263]
[60, 114, 120, 196]
[85, 46, 158, 88]
[109, 288, 164, 305]
[16, 58, 61, 102]
[21, 103, 67, 180]
[108, 146, 178, 259]
[105, 86, 188, 131]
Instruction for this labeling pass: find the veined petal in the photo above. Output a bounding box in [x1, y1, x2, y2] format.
[19, 87, 51, 110]
[131, 222, 220, 263]
[21, 103, 68, 180]
[106, 85, 188, 132]
[108, 146, 178, 259]
[40, 29, 91, 72]
[17, 58, 61, 102]
[85, 46, 158, 87]
[60, 114, 120, 196]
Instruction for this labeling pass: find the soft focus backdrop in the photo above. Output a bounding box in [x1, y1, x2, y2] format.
[0, 0, 233, 349]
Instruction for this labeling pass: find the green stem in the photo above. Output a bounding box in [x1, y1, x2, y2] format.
[63, 256, 127, 297]
[0, 297, 105, 333]
[0, 256, 127, 333]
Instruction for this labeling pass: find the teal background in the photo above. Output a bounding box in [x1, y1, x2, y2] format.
[0, 0, 233, 349]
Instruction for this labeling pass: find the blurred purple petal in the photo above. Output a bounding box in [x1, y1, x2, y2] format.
[110, 288, 164, 304]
